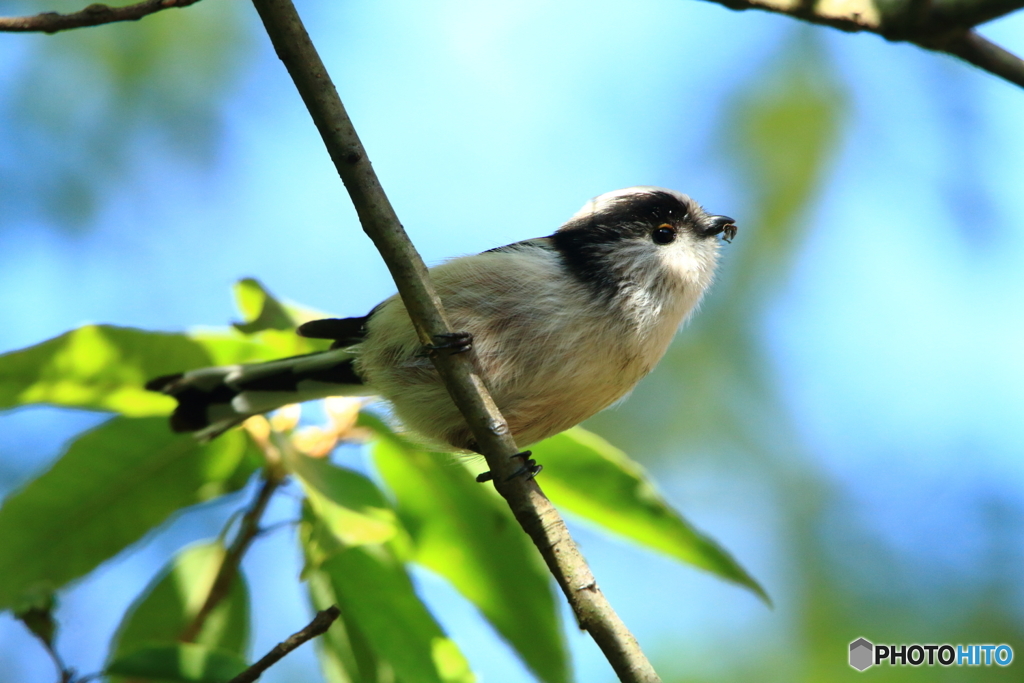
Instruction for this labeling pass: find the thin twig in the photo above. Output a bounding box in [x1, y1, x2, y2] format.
[0, 0, 202, 34]
[44, 643, 73, 683]
[36, 633, 72, 683]
[179, 473, 282, 643]
[227, 606, 341, 683]
[14, 600, 73, 683]
[248, 1, 662, 681]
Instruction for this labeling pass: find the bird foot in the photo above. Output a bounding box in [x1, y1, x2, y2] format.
[475, 451, 542, 483]
[424, 331, 473, 355]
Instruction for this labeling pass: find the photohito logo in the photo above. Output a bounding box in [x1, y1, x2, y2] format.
[849, 638, 1013, 671]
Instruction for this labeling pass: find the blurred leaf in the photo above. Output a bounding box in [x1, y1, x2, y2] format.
[307, 563, 391, 683]
[190, 327, 322, 363]
[0, 417, 257, 612]
[0, 0, 252, 230]
[107, 541, 251, 680]
[369, 421, 569, 683]
[0, 326, 203, 416]
[587, 32, 847, 458]
[106, 643, 247, 683]
[198, 327, 329, 360]
[668, 31, 847, 448]
[233, 278, 296, 334]
[226, 278, 332, 356]
[0, 322, 320, 417]
[301, 511, 474, 683]
[286, 449, 398, 555]
[720, 30, 847, 296]
[232, 277, 329, 333]
[654, 317, 786, 456]
[533, 427, 768, 602]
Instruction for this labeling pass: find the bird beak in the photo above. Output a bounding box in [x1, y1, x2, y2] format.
[703, 215, 737, 243]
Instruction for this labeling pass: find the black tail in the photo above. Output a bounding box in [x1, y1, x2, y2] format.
[147, 348, 368, 440]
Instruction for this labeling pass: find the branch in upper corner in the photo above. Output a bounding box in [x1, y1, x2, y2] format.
[707, 0, 1024, 90]
[0, 0, 203, 34]
[227, 606, 341, 683]
[937, 30, 1024, 89]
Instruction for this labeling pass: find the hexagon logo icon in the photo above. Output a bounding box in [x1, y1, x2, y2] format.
[850, 638, 874, 671]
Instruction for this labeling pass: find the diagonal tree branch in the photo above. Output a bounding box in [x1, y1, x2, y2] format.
[227, 606, 341, 683]
[0, 0, 202, 34]
[248, 0, 661, 681]
[926, 0, 1023, 30]
[707, 0, 1024, 89]
[932, 29, 1024, 88]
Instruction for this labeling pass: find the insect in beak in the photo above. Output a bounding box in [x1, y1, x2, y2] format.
[722, 222, 737, 243]
[704, 215, 737, 243]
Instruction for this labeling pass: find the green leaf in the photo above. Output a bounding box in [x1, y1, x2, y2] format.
[233, 277, 299, 334]
[532, 427, 769, 603]
[230, 278, 332, 358]
[106, 643, 248, 683]
[307, 563, 389, 683]
[286, 450, 398, 554]
[0, 417, 258, 612]
[184, 331, 292, 366]
[0, 324, 290, 416]
[107, 541, 251, 679]
[370, 424, 568, 683]
[0, 326, 208, 416]
[301, 511, 474, 683]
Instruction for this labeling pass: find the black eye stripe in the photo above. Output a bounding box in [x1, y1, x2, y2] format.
[652, 226, 676, 244]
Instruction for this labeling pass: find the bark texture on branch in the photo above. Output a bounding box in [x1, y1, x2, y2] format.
[0, 0, 202, 33]
[248, 0, 662, 680]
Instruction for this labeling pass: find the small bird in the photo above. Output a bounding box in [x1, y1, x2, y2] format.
[148, 187, 736, 466]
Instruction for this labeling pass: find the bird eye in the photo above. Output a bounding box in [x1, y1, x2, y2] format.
[652, 225, 676, 245]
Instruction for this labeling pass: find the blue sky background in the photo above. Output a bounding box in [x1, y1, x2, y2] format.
[0, 1, 1022, 681]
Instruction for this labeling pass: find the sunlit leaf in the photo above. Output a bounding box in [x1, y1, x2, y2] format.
[301, 509, 474, 683]
[0, 324, 291, 416]
[0, 326, 202, 416]
[369, 420, 568, 683]
[231, 278, 333, 357]
[234, 277, 295, 333]
[532, 427, 769, 602]
[106, 642, 248, 683]
[107, 541, 251, 680]
[0, 417, 258, 612]
[0, 313, 337, 418]
[233, 277, 327, 334]
[189, 327, 321, 364]
[286, 449, 398, 554]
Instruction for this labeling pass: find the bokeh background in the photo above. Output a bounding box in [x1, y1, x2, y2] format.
[1, 0, 1022, 681]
